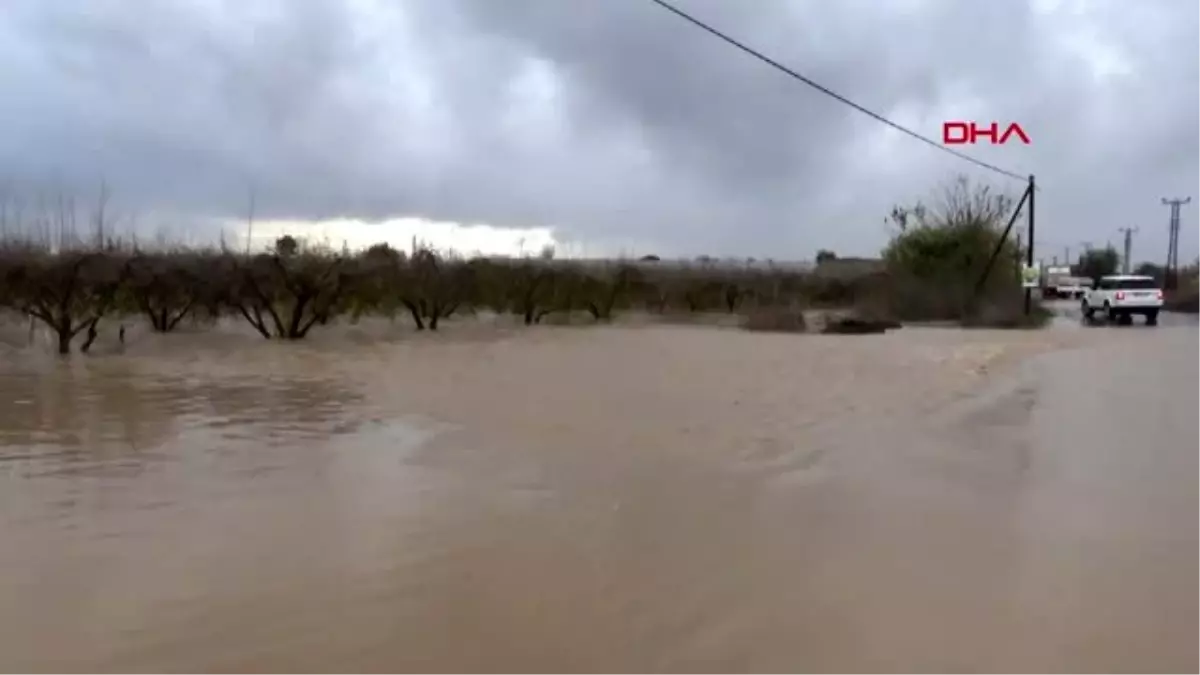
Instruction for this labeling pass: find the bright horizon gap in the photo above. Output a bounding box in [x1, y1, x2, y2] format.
[232, 216, 858, 261]
[241, 216, 562, 258]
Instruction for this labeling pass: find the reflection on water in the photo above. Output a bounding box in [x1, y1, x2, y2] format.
[0, 323, 1195, 672]
[1, 368, 363, 454]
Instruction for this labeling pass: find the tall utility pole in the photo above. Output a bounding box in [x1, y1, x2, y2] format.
[1117, 226, 1138, 274]
[1161, 197, 1191, 290]
[244, 185, 256, 256]
[1025, 175, 1035, 315]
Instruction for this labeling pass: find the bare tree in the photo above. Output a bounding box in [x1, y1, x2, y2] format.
[399, 248, 477, 331]
[888, 175, 1014, 234]
[506, 260, 556, 325]
[581, 264, 639, 321]
[0, 250, 127, 354]
[125, 252, 218, 332]
[224, 243, 349, 340]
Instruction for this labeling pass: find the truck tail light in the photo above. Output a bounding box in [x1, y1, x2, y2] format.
[1157, 290, 1164, 300]
[1115, 291, 1126, 301]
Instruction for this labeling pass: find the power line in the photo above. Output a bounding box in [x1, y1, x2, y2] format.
[644, 0, 1030, 183]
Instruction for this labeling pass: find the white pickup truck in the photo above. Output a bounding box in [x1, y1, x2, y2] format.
[1081, 275, 1164, 325]
[1052, 276, 1089, 299]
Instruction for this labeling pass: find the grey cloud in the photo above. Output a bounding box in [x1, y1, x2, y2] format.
[0, 0, 1196, 260]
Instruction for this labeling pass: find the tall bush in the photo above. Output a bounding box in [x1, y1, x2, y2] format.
[882, 176, 1023, 321]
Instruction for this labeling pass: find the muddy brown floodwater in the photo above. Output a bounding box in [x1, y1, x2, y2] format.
[0, 317, 1196, 673]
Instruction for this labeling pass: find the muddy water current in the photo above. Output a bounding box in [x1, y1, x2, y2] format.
[1, 319, 1196, 672]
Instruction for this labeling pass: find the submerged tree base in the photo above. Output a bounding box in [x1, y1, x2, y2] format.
[821, 316, 902, 334]
[959, 301, 1054, 329]
[739, 308, 807, 333]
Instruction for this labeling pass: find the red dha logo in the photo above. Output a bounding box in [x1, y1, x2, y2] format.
[942, 121, 1031, 145]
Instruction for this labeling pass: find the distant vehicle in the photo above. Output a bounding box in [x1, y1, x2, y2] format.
[1051, 276, 1089, 296]
[1052, 283, 1078, 299]
[1059, 277, 1090, 299]
[1041, 267, 1088, 299]
[1081, 275, 1164, 325]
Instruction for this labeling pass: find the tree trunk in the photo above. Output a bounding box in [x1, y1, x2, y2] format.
[81, 319, 100, 353]
[407, 303, 425, 330]
[56, 329, 71, 355]
[286, 294, 311, 338]
[725, 287, 740, 313]
[235, 305, 272, 339]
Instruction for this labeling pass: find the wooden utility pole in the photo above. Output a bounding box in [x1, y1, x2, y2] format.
[1117, 226, 1138, 274]
[1161, 197, 1191, 290]
[1024, 175, 1036, 315]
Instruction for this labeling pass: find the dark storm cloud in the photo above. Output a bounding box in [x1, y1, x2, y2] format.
[0, 0, 1196, 259]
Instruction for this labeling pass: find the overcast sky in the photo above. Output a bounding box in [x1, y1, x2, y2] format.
[1, 0, 1196, 261]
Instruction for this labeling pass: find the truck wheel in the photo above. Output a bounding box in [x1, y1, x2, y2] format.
[1081, 300, 1094, 320]
[1105, 303, 1117, 322]
[1117, 312, 1133, 326]
[1146, 311, 1159, 326]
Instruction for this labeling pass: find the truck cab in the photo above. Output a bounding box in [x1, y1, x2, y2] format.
[1081, 275, 1164, 325]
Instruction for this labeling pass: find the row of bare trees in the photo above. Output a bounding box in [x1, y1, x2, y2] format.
[0, 175, 1054, 354]
[0, 235, 893, 354]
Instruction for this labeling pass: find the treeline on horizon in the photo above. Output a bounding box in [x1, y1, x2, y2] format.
[1064, 246, 1199, 288]
[2, 175, 1189, 355]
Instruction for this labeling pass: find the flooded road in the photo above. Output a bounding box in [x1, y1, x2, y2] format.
[0, 319, 1196, 672]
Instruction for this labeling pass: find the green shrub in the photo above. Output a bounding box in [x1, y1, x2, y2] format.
[881, 175, 1032, 325]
